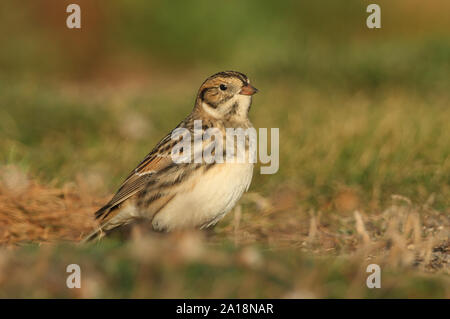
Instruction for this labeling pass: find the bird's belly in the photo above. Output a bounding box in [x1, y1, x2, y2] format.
[151, 163, 253, 231]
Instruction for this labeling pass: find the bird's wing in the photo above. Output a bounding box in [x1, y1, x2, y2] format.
[95, 134, 175, 221]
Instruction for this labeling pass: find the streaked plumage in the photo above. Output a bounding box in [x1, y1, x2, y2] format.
[82, 71, 258, 242]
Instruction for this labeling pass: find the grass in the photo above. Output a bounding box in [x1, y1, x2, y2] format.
[0, 1, 449, 298]
[0, 215, 448, 298]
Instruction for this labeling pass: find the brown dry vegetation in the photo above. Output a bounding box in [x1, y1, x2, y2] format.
[1, 167, 448, 274]
[0, 166, 99, 245]
[0, 166, 448, 298]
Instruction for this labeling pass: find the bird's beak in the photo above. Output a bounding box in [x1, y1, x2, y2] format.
[239, 83, 258, 96]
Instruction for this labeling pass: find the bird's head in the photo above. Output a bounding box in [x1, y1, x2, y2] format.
[195, 71, 258, 121]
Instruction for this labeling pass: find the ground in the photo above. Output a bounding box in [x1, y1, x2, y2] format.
[0, 0, 449, 298]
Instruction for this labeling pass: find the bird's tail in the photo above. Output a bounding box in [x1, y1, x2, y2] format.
[79, 225, 107, 244]
[79, 205, 115, 244]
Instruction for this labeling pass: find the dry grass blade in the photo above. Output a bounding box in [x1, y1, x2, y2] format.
[0, 177, 100, 246]
[354, 210, 371, 245]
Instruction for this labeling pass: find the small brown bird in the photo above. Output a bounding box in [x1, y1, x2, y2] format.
[82, 71, 258, 242]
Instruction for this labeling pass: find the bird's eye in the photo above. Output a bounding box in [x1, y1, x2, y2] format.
[219, 84, 227, 91]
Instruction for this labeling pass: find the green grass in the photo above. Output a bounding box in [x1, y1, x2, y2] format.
[0, 0, 449, 298]
[1, 77, 448, 209]
[0, 238, 448, 298]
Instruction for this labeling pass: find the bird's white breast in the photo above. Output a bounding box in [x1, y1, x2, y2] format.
[152, 162, 253, 231]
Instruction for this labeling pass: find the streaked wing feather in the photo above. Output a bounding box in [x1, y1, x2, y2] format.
[94, 118, 193, 221]
[107, 174, 153, 207]
[108, 155, 173, 207]
[95, 134, 175, 220]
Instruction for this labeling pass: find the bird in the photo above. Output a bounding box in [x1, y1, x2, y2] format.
[82, 71, 258, 242]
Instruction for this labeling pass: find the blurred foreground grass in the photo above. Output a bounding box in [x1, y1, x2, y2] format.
[0, 232, 448, 298]
[0, 0, 449, 298]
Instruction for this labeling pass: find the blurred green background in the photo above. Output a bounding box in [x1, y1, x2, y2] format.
[0, 0, 449, 298]
[0, 0, 449, 208]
